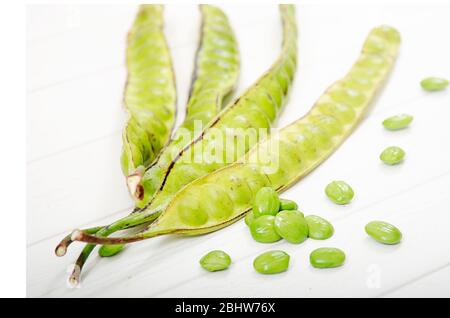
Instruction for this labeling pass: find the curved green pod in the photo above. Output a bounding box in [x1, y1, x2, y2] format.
[127, 4, 240, 204]
[121, 5, 177, 177]
[73, 25, 400, 246]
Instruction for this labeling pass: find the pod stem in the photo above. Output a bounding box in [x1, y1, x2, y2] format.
[66, 208, 161, 284]
[55, 226, 104, 257]
[71, 227, 162, 245]
[68, 243, 96, 286]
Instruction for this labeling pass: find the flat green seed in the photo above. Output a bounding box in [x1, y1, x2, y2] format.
[365, 221, 402, 245]
[252, 187, 280, 218]
[382, 114, 413, 130]
[274, 210, 308, 244]
[305, 215, 334, 240]
[380, 146, 405, 165]
[420, 77, 448, 91]
[250, 215, 282, 243]
[279, 198, 298, 211]
[98, 244, 125, 257]
[325, 180, 354, 205]
[310, 248, 346, 268]
[253, 250, 290, 274]
[245, 211, 255, 227]
[200, 250, 232, 272]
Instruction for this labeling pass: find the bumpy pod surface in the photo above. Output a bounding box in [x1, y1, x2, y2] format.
[128, 4, 240, 205]
[121, 5, 177, 177]
[131, 4, 297, 211]
[75, 25, 401, 245]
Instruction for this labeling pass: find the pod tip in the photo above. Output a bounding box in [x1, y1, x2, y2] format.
[55, 245, 67, 257]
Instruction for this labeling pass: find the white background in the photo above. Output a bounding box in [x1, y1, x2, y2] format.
[26, 3, 450, 297]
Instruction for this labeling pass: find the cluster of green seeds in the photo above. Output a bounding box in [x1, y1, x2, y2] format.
[246, 187, 334, 244]
[200, 184, 403, 274]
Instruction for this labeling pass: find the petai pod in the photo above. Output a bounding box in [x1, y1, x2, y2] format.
[121, 5, 177, 177]
[65, 4, 297, 285]
[128, 4, 240, 205]
[73, 25, 401, 246]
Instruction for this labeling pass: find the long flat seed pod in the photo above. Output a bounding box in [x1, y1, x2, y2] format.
[64, 4, 297, 285]
[74, 26, 400, 246]
[121, 5, 177, 177]
[127, 4, 240, 205]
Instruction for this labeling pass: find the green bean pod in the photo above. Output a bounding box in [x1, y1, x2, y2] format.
[127, 4, 240, 204]
[73, 25, 400, 246]
[121, 5, 177, 177]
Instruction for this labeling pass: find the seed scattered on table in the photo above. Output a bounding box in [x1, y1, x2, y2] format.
[325, 180, 354, 205]
[420, 77, 448, 91]
[380, 146, 405, 165]
[200, 250, 232, 272]
[365, 221, 402, 244]
[310, 247, 346, 268]
[253, 250, 290, 274]
[382, 114, 413, 130]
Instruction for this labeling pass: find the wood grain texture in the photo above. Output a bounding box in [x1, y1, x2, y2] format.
[27, 4, 450, 297]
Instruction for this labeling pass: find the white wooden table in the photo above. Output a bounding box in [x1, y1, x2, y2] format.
[27, 4, 450, 298]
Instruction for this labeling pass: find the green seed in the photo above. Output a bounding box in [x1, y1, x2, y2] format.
[252, 187, 280, 217]
[365, 221, 402, 245]
[250, 215, 282, 243]
[310, 247, 346, 268]
[380, 146, 405, 165]
[420, 77, 448, 91]
[98, 244, 125, 257]
[279, 198, 298, 210]
[274, 210, 308, 244]
[305, 215, 334, 240]
[253, 250, 290, 274]
[382, 114, 413, 130]
[244, 211, 255, 227]
[325, 180, 354, 205]
[199, 250, 232, 272]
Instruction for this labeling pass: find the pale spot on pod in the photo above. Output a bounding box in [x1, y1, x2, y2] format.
[296, 123, 332, 150]
[308, 114, 343, 136]
[219, 174, 253, 207]
[329, 86, 366, 108]
[240, 165, 271, 197]
[282, 129, 317, 161]
[371, 25, 401, 45]
[349, 67, 381, 80]
[356, 54, 387, 69]
[317, 102, 356, 124]
[363, 35, 388, 54]
[343, 77, 373, 91]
